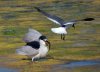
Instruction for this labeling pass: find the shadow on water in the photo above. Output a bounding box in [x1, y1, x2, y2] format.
[50, 60, 100, 72]
[0, 67, 18, 72]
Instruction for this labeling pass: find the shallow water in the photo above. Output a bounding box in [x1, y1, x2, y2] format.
[51, 60, 100, 72]
[0, 67, 18, 72]
[61, 60, 100, 68]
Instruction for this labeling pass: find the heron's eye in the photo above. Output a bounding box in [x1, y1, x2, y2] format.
[44, 39, 47, 41]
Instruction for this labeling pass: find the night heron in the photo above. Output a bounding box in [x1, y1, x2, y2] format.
[16, 28, 50, 61]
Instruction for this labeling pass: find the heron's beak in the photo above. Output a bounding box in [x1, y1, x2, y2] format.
[45, 40, 51, 50]
[72, 24, 75, 29]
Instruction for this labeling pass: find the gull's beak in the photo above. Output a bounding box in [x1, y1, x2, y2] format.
[45, 40, 51, 51]
[72, 24, 75, 29]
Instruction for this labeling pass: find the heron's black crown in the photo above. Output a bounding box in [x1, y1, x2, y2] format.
[39, 35, 47, 40]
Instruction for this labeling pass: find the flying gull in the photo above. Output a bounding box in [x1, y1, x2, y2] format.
[34, 7, 94, 40]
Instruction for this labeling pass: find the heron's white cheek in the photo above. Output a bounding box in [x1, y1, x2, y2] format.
[40, 40, 46, 46]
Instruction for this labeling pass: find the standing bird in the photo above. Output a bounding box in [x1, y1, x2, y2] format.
[16, 28, 50, 61]
[34, 7, 94, 40]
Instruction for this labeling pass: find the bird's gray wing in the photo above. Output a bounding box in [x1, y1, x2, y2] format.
[23, 28, 42, 42]
[64, 20, 77, 29]
[34, 7, 65, 26]
[16, 46, 39, 56]
[64, 17, 95, 29]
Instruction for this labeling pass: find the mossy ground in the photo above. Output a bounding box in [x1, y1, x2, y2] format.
[0, 0, 100, 72]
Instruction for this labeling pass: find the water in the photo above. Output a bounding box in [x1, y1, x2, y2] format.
[0, 67, 18, 72]
[51, 60, 100, 72]
[60, 60, 100, 68]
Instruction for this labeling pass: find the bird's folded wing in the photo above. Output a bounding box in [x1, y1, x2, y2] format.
[23, 28, 42, 42]
[16, 46, 39, 56]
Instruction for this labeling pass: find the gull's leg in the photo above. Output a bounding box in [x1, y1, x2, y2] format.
[63, 34, 65, 40]
[61, 34, 62, 40]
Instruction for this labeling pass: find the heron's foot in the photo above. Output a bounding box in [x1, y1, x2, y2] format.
[47, 55, 54, 59]
[32, 57, 35, 62]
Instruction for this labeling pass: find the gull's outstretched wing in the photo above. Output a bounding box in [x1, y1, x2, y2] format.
[23, 28, 42, 42]
[16, 45, 39, 56]
[64, 18, 95, 29]
[63, 20, 77, 29]
[34, 7, 65, 25]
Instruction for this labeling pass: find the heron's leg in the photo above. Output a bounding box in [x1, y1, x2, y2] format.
[32, 54, 40, 61]
[32, 57, 35, 61]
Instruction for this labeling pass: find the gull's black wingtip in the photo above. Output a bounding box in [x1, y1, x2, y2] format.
[82, 18, 95, 21]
